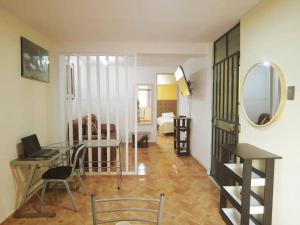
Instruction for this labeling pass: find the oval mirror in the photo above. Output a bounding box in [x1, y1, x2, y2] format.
[242, 63, 286, 127]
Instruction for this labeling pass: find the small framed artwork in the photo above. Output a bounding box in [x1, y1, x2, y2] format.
[21, 37, 49, 82]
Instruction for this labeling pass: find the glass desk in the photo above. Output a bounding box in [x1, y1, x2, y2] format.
[10, 146, 71, 218]
[82, 139, 123, 189]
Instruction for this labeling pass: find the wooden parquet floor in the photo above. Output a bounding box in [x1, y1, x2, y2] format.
[2, 135, 225, 225]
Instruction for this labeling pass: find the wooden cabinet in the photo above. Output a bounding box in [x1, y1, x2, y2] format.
[219, 143, 281, 225]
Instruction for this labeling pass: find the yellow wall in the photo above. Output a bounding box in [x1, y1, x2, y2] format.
[157, 85, 177, 100]
[240, 0, 300, 224]
[157, 74, 176, 85]
[0, 8, 57, 222]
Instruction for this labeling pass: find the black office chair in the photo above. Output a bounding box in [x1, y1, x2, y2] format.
[40, 144, 86, 211]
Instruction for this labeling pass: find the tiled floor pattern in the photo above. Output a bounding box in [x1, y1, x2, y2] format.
[2, 135, 225, 225]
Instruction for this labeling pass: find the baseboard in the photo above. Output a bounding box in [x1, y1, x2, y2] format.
[190, 154, 219, 189]
[208, 175, 220, 189]
[191, 152, 209, 173]
[127, 140, 157, 144]
[1, 213, 13, 224]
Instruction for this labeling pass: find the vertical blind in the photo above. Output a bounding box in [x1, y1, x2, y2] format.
[59, 54, 137, 175]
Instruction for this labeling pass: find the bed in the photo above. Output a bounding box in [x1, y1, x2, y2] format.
[157, 112, 175, 134]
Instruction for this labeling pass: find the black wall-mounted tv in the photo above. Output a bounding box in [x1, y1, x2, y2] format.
[175, 66, 191, 96]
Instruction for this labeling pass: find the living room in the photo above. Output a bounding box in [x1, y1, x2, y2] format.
[1, 0, 300, 225]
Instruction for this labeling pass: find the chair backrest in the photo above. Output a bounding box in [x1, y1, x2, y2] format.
[91, 193, 165, 225]
[70, 144, 86, 175]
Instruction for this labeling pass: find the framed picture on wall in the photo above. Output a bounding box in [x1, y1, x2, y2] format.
[21, 37, 49, 82]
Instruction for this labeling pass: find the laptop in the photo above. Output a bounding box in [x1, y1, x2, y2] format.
[21, 134, 59, 158]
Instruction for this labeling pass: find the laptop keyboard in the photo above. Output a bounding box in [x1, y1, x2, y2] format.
[35, 149, 59, 157]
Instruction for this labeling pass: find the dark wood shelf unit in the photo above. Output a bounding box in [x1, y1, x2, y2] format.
[221, 144, 282, 160]
[173, 117, 191, 156]
[223, 164, 266, 186]
[220, 143, 282, 225]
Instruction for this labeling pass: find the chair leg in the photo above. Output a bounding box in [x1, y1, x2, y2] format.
[63, 180, 78, 211]
[76, 170, 86, 194]
[39, 181, 47, 211]
[80, 159, 86, 178]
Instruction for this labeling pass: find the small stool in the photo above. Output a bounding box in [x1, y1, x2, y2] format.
[131, 132, 150, 148]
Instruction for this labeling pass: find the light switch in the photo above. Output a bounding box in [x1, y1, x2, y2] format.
[287, 86, 295, 100]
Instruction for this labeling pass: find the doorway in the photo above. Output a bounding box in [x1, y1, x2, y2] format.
[156, 74, 178, 136]
[210, 24, 240, 185]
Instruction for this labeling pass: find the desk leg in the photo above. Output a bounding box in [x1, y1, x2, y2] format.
[19, 164, 37, 208]
[82, 147, 87, 178]
[80, 147, 87, 180]
[117, 143, 123, 189]
[14, 164, 56, 218]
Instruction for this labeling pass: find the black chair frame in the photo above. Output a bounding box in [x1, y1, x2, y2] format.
[40, 144, 86, 211]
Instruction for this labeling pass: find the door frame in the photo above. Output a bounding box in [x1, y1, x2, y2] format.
[210, 24, 241, 184]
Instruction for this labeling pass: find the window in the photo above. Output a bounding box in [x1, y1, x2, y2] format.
[214, 24, 240, 64]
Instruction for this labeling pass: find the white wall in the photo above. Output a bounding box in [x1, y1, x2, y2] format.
[58, 41, 209, 56]
[178, 53, 213, 171]
[0, 8, 57, 223]
[56, 40, 210, 144]
[59, 55, 176, 143]
[240, 0, 300, 224]
[157, 74, 176, 85]
[61, 56, 136, 143]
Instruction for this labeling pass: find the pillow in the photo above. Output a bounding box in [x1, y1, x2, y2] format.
[162, 112, 175, 118]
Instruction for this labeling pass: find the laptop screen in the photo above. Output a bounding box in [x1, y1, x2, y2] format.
[21, 134, 41, 157]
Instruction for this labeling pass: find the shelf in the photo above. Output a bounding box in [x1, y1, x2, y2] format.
[223, 186, 264, 215]
[224, 163, 265, 187]
[220, 143, 281, 225]
[174, 117, 190, 156]
[174, 127, 188, 131]
[221, 208, 256, 225]
[176, 140, 188, 143]
[221, 143, 282, 160]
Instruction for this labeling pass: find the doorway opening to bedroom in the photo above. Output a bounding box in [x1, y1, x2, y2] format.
[156, 74, 177, 143]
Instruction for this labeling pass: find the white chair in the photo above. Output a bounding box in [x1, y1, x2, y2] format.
[91, 193, 165, 225]
[116, 222, 131, 225]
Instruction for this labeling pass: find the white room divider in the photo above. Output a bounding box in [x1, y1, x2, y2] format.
[59, 54, 137, 175]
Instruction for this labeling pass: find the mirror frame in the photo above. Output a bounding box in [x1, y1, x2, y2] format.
[241, 62, 287, 128]
[136, 83, 153, 126]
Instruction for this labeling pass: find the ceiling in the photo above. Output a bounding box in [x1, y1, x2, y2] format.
[136, 54, 195, 67]
[0, 0, 261, 43]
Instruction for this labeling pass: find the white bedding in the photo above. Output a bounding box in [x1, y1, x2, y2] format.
[157, 116, 174, 134]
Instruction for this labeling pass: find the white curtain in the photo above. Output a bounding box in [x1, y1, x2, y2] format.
[59, 54, 137, 174]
